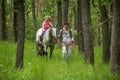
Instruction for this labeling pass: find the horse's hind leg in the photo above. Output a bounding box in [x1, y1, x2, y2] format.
[36, 42, 44, 56]
[50, 49, 53, 58]
[36, 42, 41, 56]
[44, 51, 48, 57]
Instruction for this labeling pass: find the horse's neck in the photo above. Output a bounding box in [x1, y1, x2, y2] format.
[43, 28, 51, 41]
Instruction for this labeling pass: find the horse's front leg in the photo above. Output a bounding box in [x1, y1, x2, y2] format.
[50, 44, 54, 58]
[43, 44, 48, 57]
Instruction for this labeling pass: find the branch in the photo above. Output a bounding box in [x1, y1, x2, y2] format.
[98, 16, 112, 26]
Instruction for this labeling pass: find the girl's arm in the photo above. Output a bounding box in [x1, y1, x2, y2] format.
[50, 22, 53, 27]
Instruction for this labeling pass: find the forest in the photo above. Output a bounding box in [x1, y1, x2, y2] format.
[0, 0, 120, 80]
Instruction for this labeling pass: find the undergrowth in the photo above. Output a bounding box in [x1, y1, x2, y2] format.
[0, 41, 120, 80]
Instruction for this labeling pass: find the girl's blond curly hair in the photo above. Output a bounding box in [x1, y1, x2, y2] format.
[44, 15, 51, 20]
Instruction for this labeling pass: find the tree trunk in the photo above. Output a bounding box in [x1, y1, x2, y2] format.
[68, 0, 73, 28]
[15, 0, 25, 69]
[1, 0, 6, 40]
[108, 4, 113, 47]
[56, 0, 62, 31]
[0, 1, 1, 38]
[99, 0, 110, 63]
[77, 0, 84, 53]
[13, 0, 18, 42]
[111, 0, 120, 74]
[73, 2, 76, 30]
[8, 0, 14, 40]
[96, 17, 100, 46]
[63, 0, 69, 23]
[32, 0, 37, 40]
[81, 0, 94, 65]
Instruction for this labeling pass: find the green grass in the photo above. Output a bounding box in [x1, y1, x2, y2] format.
[0, 41, 120, 80]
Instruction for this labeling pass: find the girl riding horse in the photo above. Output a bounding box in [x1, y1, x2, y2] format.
[36, 27, 57, 58]
[40, 16, 52, 42]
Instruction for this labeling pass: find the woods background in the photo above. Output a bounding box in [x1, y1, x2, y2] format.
[0, 0, 120, 79]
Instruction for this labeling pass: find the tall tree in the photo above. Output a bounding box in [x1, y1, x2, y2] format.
[56, 0, 62, 31]
[1, 0, 6, 40]
[81, 0, 94, 65]
[15, 0, 25, 69]
[13, 0, 18, 42]
[99, 0, 110, 63]
[63, 0, 69, 23]
[32, 0, 37, 40]
[77, 0, 84, 53]
[111, 0, 120, 74]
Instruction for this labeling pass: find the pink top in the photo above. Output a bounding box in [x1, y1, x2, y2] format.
[43, 20, 51, 30]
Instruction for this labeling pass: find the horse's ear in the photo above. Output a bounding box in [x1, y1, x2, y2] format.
[55, 24, 58, 28]
[53, 23, 58, 28]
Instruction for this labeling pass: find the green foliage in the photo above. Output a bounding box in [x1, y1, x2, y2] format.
[25, 0, 32, 14]
[0, 41, 120, 80]
[25, 13, 42, 41]
[100, 0, 112, 6]
[43, 0, 56, 22]
[25, 15, 34, 41]
[24, 0, 57, 41]
[72, 29, 77, 37]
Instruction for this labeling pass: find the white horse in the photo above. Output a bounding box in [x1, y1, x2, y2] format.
[36, 27, 57, 58]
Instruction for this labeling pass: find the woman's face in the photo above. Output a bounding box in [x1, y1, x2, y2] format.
[64, 25, 69, 30]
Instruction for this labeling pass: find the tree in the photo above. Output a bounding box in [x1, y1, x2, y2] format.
[56, 0, 62, 31]
[32, 0, 37, 40]
[63, 0, 69, 23]
[108, 3, 113, 47]
[73, 1, 77, 30]
[0, 0, 1, 38]
[68, 0, 74, 28]
[81, 0, 94, 65]
[77, 0, 84, 53]
[111, 0, 120, 74]
[99, 0, 110, 63]
[15, 0, 25, 69]
[1, 0, 6, 40]
[13, 0, 18, 42]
